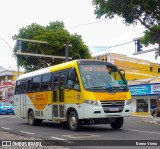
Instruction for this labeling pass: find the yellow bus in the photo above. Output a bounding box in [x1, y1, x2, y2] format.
[14, 59, 132, 131]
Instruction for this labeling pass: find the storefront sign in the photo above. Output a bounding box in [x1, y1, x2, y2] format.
[129, 83, 160, 96]
[151, 84, 160, 94]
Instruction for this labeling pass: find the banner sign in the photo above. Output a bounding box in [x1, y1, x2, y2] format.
[129, 83, 160, 96]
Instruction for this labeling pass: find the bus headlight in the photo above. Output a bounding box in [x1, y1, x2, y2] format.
[126, 99, 132, 105]
[84, 100, 99, 106]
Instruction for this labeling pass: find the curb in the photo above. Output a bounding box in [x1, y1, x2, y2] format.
[141, 117, 160, 125]
[130, 114, 160, 125]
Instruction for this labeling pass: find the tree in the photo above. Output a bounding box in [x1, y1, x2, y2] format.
[93, 0, 160, 55]
[13, 21, 91, 72]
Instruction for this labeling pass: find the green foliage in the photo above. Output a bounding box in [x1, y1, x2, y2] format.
[93, 0, 160, 48]
[13, 21, 91, 72]
[141, 25, 160, 46]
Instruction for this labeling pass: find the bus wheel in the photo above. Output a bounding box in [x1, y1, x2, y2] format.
[110, 117, 124, 129]
[68, 111, 81, 131]
[37, 119, 43, 125]
[28, 111, 36, 126]
[153, 112, 157, 117]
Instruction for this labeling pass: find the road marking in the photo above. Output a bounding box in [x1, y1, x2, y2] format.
[50, 137, 73, 144]
[9, 116, 19, 118]
[123, 129, 160, 135]
[20, 131, 35, 135]
[63, 134, 98, 138]
[1, 127, 11, 130]
[0, 116, 18, 118]
[50, 136, 66, 140]
[0, 116, 10, 118]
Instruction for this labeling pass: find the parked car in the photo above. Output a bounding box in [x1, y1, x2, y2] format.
[0, 101, 14, 115]
[151, 95, 160, 117]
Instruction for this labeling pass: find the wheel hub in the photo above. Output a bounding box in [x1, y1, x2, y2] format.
[70, 116, 76, 128]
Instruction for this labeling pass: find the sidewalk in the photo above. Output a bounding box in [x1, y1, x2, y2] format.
[131, 112, 160, 125]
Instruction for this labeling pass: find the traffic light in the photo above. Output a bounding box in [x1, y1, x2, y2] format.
[136, 39, 143, 52]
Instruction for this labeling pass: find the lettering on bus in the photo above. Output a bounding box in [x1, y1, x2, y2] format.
[83, 66, 106, 72]
[36, 94, 45, 101]
[30, 93, 47, 102]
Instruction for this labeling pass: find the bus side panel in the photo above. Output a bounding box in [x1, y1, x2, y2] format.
[14, 94, 21, 117]
[20, 94, 27, 118]
[66, 104, 84, 119]
[25, 91, 52, 119]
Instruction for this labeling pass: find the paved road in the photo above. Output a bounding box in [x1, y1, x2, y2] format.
[0, 115, 160, 149]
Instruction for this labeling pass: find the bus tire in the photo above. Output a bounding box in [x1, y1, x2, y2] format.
[110, 117, 124, 129]
[37, 119, 43, 125]
[68, 111, 81, 131]
[28, 111, 37, 126]
[153, 112, 158, 117]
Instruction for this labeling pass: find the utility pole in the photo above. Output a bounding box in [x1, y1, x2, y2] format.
[64, 43, 72, 62]
[17, 40, 21, 77]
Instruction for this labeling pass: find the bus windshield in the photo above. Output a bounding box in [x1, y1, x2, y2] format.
[79, 64, 128, 91]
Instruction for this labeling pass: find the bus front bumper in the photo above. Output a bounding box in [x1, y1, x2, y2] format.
[80, 104, 132, 119]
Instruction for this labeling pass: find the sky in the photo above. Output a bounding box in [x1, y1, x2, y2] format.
[0, 0, 159, 70]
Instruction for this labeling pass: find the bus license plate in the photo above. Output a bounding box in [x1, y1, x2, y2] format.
[109, 107, 119, 111]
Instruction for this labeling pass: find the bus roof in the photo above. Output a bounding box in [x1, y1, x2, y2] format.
[16, 59, 115, 81]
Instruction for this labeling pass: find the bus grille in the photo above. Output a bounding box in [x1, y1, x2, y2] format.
[100, 100, 125, 113]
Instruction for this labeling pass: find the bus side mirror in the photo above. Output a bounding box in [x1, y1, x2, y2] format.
[119, 69, 125, 79]
[71, 71, 76, 82]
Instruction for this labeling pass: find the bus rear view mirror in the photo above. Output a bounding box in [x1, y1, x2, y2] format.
[119, 69, 125, 79]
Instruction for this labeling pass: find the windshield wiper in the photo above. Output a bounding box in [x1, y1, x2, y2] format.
[86, 86, 113, 91]
[111, 86, 129, 91]
[86, 86, 106, 89]
[86, 85, 128, 92]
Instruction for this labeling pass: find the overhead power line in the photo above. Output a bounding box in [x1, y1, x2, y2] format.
[0, 37, 13, 50]
[90, 40, 133, 54]
[67, 17, 119, 28]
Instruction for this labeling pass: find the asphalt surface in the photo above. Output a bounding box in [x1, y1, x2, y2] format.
[0, 130, 69, 149]
[0, 115, 160, 149]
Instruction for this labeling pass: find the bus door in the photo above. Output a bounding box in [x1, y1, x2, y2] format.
[65, 69, 81, 107]
[14, 80, 21, 116]
[20, 80, 27, 118]
[52, 72, 66, 119]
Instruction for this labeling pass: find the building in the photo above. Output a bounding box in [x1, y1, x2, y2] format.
[0, 65, 24, 102]
[92, 53, 160, 115]
[129, 83, 160, 114]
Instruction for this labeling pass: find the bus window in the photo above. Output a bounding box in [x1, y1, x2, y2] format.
[79, 64, 127, 89]
[15, 80, 21, 95]
[67, 70, 74, 88]
[59, 72, 66, 102]
[41, 73, 52, 91]
[53, 74, 59, 102]
[60, 72, 66, 90]
[31, 76, 41, 92]
[53, 74, 59, 91]
[66, 69, 80, 91]
[27, 78, 31, 92]
[21, 80, 27, 94]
